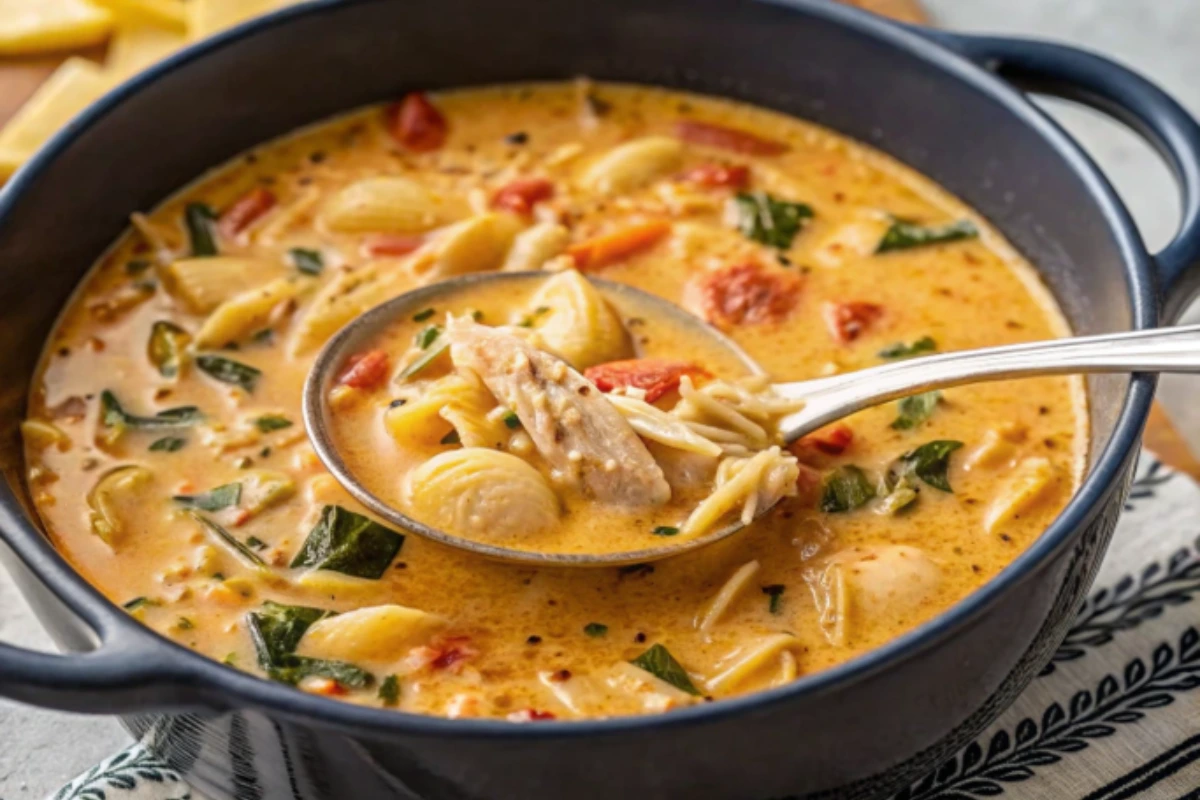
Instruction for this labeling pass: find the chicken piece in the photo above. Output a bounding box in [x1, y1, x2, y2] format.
[447, 320, 670, 507]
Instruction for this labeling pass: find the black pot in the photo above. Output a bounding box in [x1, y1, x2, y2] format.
[2, 1, 1200, 798]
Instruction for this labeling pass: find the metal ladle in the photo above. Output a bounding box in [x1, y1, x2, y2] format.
[304, 271, 1199, 567]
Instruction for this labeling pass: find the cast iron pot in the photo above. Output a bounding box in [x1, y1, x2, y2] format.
[2, 1, 1200, 798]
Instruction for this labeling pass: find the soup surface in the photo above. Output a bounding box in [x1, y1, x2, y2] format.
[24, 82, 1086, 720]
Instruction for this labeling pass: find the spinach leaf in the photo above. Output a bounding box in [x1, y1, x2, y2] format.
[254, 414, 293, 433]
[819, 465, 876, 513]
[876, 219, 978, 253]
[290, 505, 405, 579]
[878, 336, 937, 359]
[196, 354, 262, 393]
[100, 390, 202, 433]
[892, 440, 963, 492]
[378, 674, 400, 706]
[762, 584, 785, 615]
[891, 390, 942, 430]
[732, 191, 814, 249]
[185, 202, 219, 257]
[246, 601, 373, 687]
[149, 436, 186, 452]
[190, 512, 266, 567]
[174, 482, 241, 511]
[398, 339, 449, 380]
[629, 643, 701, 696]
[289, 247, 323, 275]
[147, 321, 191, 378]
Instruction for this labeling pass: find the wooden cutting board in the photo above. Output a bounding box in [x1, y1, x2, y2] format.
[2, 0, 1197, 479]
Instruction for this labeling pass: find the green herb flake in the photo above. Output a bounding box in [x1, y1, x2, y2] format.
[174, 482, 241, 511]
[892, 440, 964, 492]
[222, 652, 238, 666]
[289, 247, 324, 275]
[583, 622, 609, 638]
[629, 643, 701, 696]
[876, 219, 978, 254]
[471, 310, 484, 322]
[878, 336, 937, 360]
[732, 191, 814, 249]
[251, 328, 274, 344]
[398, 339, 450, 380]
[440, 430, 460, 446]
[125, 258, 152, 275]
[891, 390, 942, 431]
[176, 616, 194, 630]
[762, 584, 786, 615]
[147, 320, 191, 379]
[254, 414, 293, 433]
[196, 354, 262, 393]
[290, 504, 405, 579]
[878, 474, 920, 515]
[415, 325, 441, 350]
[378, 674, 400, 706]
[412, 307, 436, 322]
[502, 410, 521, 429]
[246, 535, 268, 551]
[190, 512, 266, 567]
[820, 465, 877, 513]
[185, 202, 219, 257]
[149, 436, 186, 452]
[652, 526, 680, 537]
[122, 596, 159, 612]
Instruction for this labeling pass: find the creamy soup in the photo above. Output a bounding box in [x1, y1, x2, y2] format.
[23, 82, 1085, 720]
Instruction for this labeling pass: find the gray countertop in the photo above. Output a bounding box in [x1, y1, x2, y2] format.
[4, 1, 1200, 797]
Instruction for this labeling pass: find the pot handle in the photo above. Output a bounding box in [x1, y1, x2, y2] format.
[919, 31, 1200, 324]
[0, 620, 215, 713]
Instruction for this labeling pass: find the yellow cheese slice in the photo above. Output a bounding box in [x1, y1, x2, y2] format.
[188, 0, 303, 39]
[106, 20, 187, 79]
[90, 0, 187, 31]
[0, 58, 112, 180]
[0, 0, 114, 55]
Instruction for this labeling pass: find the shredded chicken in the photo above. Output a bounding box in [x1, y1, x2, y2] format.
[447, 319, 671, 507]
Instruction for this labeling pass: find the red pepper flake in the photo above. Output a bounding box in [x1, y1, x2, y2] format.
[336, 350, 390, 390]
[584, 359, 711, 403]
[684, 262, 800, 328]
[507, 708, 557, 722]
[218, 188, 276, 238]
[823, 301, 884, 344]
[673, 120, 789, 156]
[385, 92, 448, 152]
[678, 162, 750, 189]
[492, 178, 555, 215]
[362, 233, 425, 258]
[425, 635, 477, 673]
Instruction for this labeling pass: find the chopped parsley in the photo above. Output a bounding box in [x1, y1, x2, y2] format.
[254, 414, 293, 433]
[502, 410, 521, 429]
[583, 622, 609, 638]
[415, 325, 441, 349]
[412, 307, 436, 322]
[762, 584, 786, 615]
[289, 247, 324, 275]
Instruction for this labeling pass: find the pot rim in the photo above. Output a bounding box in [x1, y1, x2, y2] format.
[0, 0, 1157, 739]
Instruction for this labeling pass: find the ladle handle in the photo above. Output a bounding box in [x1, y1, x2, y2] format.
[775, 324, 1200, 440]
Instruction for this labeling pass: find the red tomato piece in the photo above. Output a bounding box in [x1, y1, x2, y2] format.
[429, 636, 477, 673]
[304, 677, 348, 696]
[584, 359, 712, 403]
[678, 162, 750, 189]
[492, 178, 555, 215]
[337, 350, 390, 390]
[823, 301, 884, 343]
[567, 220, 672, 271]
[362, 233, 425, 257]
[685, 262, 800, 328]
[386, 92, 448, 152]
[218, 188, 276, 238]
[507, 709, 557, 722]
[803, 424, 854, 456]
[674, 120, 789, 156]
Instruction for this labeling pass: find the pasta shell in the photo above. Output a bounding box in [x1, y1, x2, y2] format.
[403, 448, 560, 541]
[296, 604, 446, 664]
[526, 269, 631, 369]
[87, 465, 154, 547]
[581, 136, 683, 195]
[322, 176, 445, 234]
[195, 276, 312, 349]
[413, 213, 522, 278]
[385, 374, 496, 449]
[501, 222, 570, 272]
[162, 256, 286, 314]
[289, 261, 415, 356]
[983, 457, 1059, 534]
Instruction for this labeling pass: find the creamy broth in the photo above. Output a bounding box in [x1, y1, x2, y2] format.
[24, 82, 1085, 719]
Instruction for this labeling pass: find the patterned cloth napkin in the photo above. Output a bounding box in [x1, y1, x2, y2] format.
[50, 455, 1200, 800]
